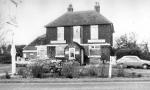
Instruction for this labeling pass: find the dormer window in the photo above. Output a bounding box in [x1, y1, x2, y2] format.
[90, 25, 98, 40]
[57, 27, 64, 40]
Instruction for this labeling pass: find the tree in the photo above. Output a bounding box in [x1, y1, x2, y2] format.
[114, 33, 150, 60]
[115, 33, 138, 49]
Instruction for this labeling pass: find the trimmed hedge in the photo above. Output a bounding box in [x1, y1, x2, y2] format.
[0, 54, 11, 64]
[115, 49, 141, 59]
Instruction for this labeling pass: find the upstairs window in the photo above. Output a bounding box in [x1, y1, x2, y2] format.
[73, 26, 81, 43]
[90, 25, 98, 40]
[57, 27, 64, 40]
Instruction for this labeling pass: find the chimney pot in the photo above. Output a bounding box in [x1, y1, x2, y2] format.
[67, 4, 73, 12]
[94, 2, 100, 13]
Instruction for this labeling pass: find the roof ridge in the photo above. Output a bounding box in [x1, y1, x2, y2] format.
[46, 10, 112, 27]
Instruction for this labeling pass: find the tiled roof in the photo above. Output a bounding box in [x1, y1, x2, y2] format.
[45, 10, 112, 27]
[23, 46, 37, 50]
[29, 34, 46, 46]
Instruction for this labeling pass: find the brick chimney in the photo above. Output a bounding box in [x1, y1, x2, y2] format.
[67, 4, 73, 12]
[94, 2, 100, 13]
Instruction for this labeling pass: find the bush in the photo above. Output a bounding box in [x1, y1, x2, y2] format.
[117, 66, 125, 77]
[30, 63, 44, 78]
[99, 64, 109, 77]
[0, 54, 11, 64]
[18, 59, 63, 78]
[115, 49, 141, 59]
[79, 64, 109, 77]
[79, 65, 98, 77]
[61, 61, 80, 78]
[17, 67, 32, 78]
[18, 63, 45, 78]
[0, 71, 11, 79]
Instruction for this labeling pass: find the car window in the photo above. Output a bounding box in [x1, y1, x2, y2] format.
[124, 57, 139, 62]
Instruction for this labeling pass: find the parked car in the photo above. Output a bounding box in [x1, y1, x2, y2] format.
[116, 56, 150, 69]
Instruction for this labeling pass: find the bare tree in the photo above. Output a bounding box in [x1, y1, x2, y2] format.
[0, 0, 22, 54]
[115, 32, 138, 49]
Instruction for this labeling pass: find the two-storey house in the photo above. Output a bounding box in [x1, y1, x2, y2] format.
[23, 3, 114, 64]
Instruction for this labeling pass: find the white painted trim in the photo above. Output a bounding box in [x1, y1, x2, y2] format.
[88, 56, 101, 58]
[80, 43, 110, 46]
[23, 50, 37, 53]
[55, 55, 65, 57]
[88, 39, 105, 43]
[51, 40, 66, 44]
[46, 44, 67, 46]
[44, 43, 110, 47]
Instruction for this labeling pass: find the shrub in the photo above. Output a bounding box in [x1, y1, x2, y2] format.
[17, 67, 32, 78]
[0, 71, 11, 79]
[18, 59, 63, 78]
[115, 49, 140, 59]
[79, 65, 98, 77]
[5, 71, 11, 79]
[137, 74, 142, 77]
[61, 61, 80, 78]
[0, 54, 11, 64]
[79, 64, 109, 77]
[18, 63, 46, 78]
[116, 65, 125, 77]
[99, 64, 109, 77]
[30, 63, 44, 78]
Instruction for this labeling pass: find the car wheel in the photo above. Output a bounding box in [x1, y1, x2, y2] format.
[142, 64, 148, 69]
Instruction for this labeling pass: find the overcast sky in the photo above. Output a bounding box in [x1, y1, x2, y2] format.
[1, 0, 150, 45]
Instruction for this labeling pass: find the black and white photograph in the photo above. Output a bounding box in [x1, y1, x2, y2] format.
[0, 0, 150, 90]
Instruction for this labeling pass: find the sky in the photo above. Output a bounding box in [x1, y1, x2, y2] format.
[0, 0, 150, 45]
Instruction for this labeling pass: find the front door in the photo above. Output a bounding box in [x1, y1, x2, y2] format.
[69, 48, 75, 60]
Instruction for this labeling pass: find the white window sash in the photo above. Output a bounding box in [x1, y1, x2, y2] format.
[89, 45, 101, 57]
[57, 27, 64, 41]
[90, 25, 98, 40]
[73, 26, 80, 43]
[55, 46, 65, 57]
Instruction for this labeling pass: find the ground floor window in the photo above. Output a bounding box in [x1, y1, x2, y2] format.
[89, 45, 101, 57]
[37, 46, 47, 59]
[55, 46, 65, 57]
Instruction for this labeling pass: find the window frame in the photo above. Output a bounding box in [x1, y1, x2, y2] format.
[55, 46, 65, 57]
[90, 25, 98, 40]
[57, 27, 64, 41]
[73, 26, 81, 43]
[89, 45, 101, 57]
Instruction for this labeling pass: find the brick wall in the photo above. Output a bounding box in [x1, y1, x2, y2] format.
[46, 27, 57, 44]
[98, 24, 113, 46]
[64, 26, 73, 44]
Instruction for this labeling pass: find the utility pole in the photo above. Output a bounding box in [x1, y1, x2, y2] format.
[109, 56, 112, 78]
[9, 0, 22, 75]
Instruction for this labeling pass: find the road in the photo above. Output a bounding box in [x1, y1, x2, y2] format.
[0, 81, 150, 90]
